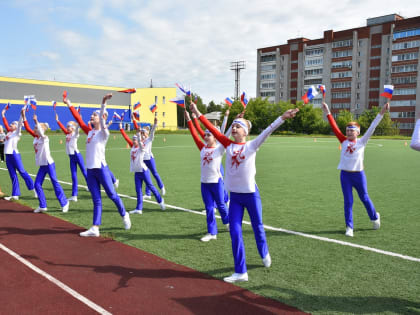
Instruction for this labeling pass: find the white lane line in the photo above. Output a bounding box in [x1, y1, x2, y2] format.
[1, 167, 419, 263]
[0, 243, 112, 315]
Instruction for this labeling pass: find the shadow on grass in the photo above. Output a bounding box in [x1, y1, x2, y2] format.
[247, 284, 420, 314]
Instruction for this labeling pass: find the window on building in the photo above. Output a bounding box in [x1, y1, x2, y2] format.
[332, 39, 353, 48]
[331, 71, 352, 78]
[392, 40, 420, 50]
[391, 76, 417, 84]
[155, 96, 158, 103]
[393, 28, 420, 40]
[260, 54, 276, 62]
[305, 48, 324, 56]
[162, 112, 166, 117]
[331, 60, 352, 68]
[332, 92, 352, 99]
[162, 122, 166, 128]
[260, 91, 275, 97]
[357, 93, 360, 100]
[332, 50, 352, 58]
[304, 68, 323, 76]
[305, 58, 323, 67]
[391, 64, 418, 73]
[162, 96, 166, 104]
[304, 78, 323, 85]
[391, 100, 416, 106]
[260, 82, 276, 89]
[261, 73, 276, 80]
[394, 88, 416, 95]
[332, 81, 352, 89]
[391, 52, 419, 62]
[261, 64, 276, 72]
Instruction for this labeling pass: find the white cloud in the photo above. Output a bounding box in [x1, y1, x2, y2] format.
[5, 0, 420, 104]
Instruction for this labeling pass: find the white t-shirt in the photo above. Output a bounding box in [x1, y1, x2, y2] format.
[65, 127, 80, 155]
[142, 124, 156, 160]
[4, 118, 23, 154]
[130, 144, 147, 173]
[200, 144, 225, 183]
[33, 135, 54, 166]
[85, 128, 109, 169]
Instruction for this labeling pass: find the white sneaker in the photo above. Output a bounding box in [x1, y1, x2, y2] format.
[34, 207, 47, 213]
[226, 200, 230, 209]
[80, 226, 99, 237]
[62, 201, 70, 213]
[33, 190, 38, 198]
[143, 195, 152, 200]
[372, 212, 380, 230]
[123, 213, 131, 230]
[161, 186, 166, 196]
[68, 196, 78, 202]
[200, 233, 217, 242]
[223, 272, 248, 283]
[114, 179, 119, 189]
[213, 207, 217, 213]
[262, 253, 272, 268]
[129, 209, 143, 214]
[225, 223, 230, 231]
[5, 196, 19, 201]
[159, 199, 166, 210]
[345, 226, 354, 237]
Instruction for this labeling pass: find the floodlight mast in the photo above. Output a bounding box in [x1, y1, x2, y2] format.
[230, 61, 246, 100]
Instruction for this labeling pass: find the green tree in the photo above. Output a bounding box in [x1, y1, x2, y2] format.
[176, 93, 206, 128]
[207, 101, 223, 113]
[336, 110, 354, 134]
[358, 106, 399, 136]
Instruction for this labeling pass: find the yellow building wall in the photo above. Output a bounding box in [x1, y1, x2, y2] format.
[131, 87, 178, 131]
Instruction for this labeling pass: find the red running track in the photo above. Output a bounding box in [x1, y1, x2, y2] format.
[0, 200, 307, 315]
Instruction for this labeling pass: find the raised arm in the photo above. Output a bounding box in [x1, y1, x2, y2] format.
[132, 114, 140, 131]
[99, 94, 111, 136]
[149, 117, 157, 142]
[410, 114, 420, 151]
[22, 110, 36, 138]
[359, 103, 389, 146]
[64, 98, 91, 135]
[250, 108, 299, 151]
[192, 113, 205, 139]
[56, 113, 70, 134]
[323, 103, 346, 143]
[185, 111, 204, 151]
[2, 108, 11, 132]
[119, 122, 133, 147]
[220, 109, 229, 134]
[190, 103, 232, 148]
[34, 115, 46, 138]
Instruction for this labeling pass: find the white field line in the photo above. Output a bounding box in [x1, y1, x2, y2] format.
[1, 167, 418, 263]
[0, 243, 112, 315]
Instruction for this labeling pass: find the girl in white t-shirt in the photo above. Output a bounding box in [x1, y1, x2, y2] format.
[190, 102, 298, 283]
[410, 112, 420, 151]
[22, 110, 69, 213]
[55, 113, 88, 202]
[185, 110, 229, 242]
[322, 102, 389, 237]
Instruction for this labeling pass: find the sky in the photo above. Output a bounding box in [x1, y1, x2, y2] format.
[1, 0, 420, 105]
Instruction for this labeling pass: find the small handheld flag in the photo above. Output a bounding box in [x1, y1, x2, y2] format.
[381, 85, 394, 99]
[149, 103, 157, 113]
[4, 102, 11, 111]
[52, 101, 57, 111]
[120, 109, 128, 121]
[118, 88, 136, 94]
[77, 105, 81, 113]
[133, 101, 141, 111]
[225, 97, 233, 107]
[240, 92, 248, 108]
[133, 111, 140, 121]
[175, 83, 191, 96]
[302, 86, 319, 104]
[318, 85, 326, 98]
[63, 90, 67, 100]
[113, 112, 122, 121]
[30, 98, 37, 110]
[169, 96, 185, 108]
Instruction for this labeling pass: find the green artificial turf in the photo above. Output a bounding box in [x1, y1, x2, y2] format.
[1, 132, 419, 314]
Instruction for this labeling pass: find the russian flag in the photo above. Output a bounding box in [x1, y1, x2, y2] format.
[5, 102, 11, 110]
[175, 83, 191, 96]
[169, 96, 185, 108]
[113, 112, 122, 120]
[120, 109, 128, 121]
[225, 97, 233, 107]
[118, 88, 136, 94]
[149, 103, 157, 113]
[63, 90, 67, 101]
[77, 105, 81, 113]
[30, 98, 37, 110]
[52, 101, 57, 111]
[133, 111, 140, 121]
[302, 86, 319, 104]
[318, 85, 326, 97]
[381, 85, 394, 99]
[133, 101, 141, 111]
[240, 92, 248, 108]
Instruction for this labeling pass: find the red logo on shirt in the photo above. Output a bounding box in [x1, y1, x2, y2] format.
[231, 146, 246, 169]
[202, 150, 214, 166]
[87, 132, 95, 143]
[131, 149, 138, 161]
[346, 143, 355, 154]
[33, 143, 38, 154]
[66, 134, 71, 143]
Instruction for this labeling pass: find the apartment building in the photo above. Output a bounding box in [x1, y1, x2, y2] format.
[256, 14, 420, 135]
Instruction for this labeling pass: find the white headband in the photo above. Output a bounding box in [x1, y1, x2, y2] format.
[232, 119, 250, 135]
[94, 109, 108, 116]
[67, 122, 76, 128]
[346, 125, 360, 133]
[11, 121, 19, 126]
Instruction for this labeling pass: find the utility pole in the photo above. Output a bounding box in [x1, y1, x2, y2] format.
[230, 61, 246, 100]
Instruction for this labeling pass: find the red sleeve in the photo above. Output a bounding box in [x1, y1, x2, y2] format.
[327, 114, 347, 143]
[198, 115, 232, 148]
[187, 120, 205, 151]
[24, 120, 37, 138]
[69, 106, 91, 135]
[133, 119, 139, 131]
[120, 128, 133, 147]
[57, 120, 70, 134]
[2, 116, 11, 132]
[193, 117, 205, 139]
